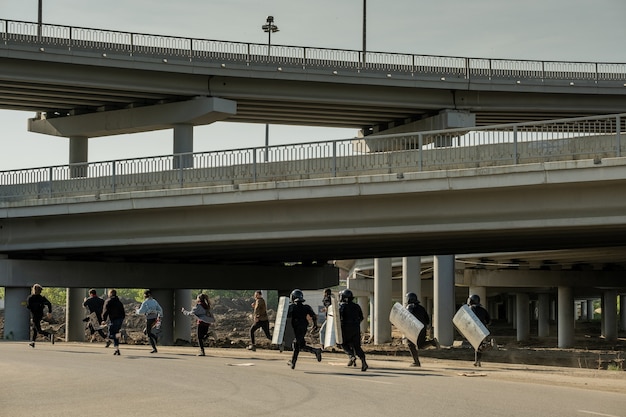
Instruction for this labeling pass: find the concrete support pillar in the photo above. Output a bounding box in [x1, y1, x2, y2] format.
[510, 295, 517, 329]
[357, 294, 369, 334]
[506, 295, 514, 325]
[174, 289, 192, 344]
[3, 287, 31, 340]
[151, 289, 174, 346]
[373, 258, 392, 344]
[537, 293, 550, 337]
[619, 295, 626, 331]
[602, 290, 618, 341]
[587, 299, 595, 320]
[580, 299, 588, 320]
[516, 293, 530, 342]
[69, 136, 88, 178]
[66, 287, 87, 342]
[434, 255, 455, 346]
[557, 286, 575, 348]
[173, 124, 194, 169]
[402, 256, 421, 303]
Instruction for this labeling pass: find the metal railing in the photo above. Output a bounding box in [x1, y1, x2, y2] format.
[0, 114, 624, 202]
[2, 19, 626, 82]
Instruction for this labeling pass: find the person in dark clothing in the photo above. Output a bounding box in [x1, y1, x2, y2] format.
[467, 294, 493, 367]
[83, 289, 107, 342]
[405, 292, 439, 367]
[102, 289, 126, 356]
[287, 289, 322, 369]
[338, 289, 368, 371]
[181, 293, 214, 356]
[26, 283, 54, 348]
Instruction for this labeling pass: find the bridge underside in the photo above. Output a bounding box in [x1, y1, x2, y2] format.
[2, 55, 625, 137]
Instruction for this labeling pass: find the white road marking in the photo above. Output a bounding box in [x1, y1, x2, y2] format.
[578, 411, 621, 417]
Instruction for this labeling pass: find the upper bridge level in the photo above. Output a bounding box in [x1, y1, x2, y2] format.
[2, 18, 626, 138]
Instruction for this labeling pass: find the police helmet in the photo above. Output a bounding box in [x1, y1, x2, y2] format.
[340, 289, 354, 302]
[290, 289, 305, 303]
[467, 294, 480, 306]
[406, 292, 419, 304]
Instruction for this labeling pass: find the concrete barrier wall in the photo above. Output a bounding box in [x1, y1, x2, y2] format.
[0, 135, 618, 203]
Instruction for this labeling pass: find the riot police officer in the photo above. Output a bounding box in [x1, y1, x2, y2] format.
[287, 289, 323, 369]
[405, 292, 439, 367]
[339, 289, 368, 371]
[467, 294, 493, 367]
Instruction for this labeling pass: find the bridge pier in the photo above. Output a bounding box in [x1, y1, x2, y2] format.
[173, 124, 194, 169]
[3, 287, 31, 341]
[602, 290, 618, 341]
[516, 292, 530, 341]
[174, 289, 192, 344]
[69, 136, 88, 178]
[401, 256, 421, 303]
[434, 255, 455, 347]
[66, 287, 87, 342]
[537, 293, 550, 337]
[373, 258, 392, 344]
[558, 286, 575, 348]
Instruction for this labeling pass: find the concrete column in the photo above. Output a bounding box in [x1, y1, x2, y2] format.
[66, 288, 87, 342]
[69, 136, 88, 178]
[174, 289, 192, 344]
[580, 299, 588, 320]
[600, 296, 606, 334]
[587, 299, 595, 320]
[3, 287, 31, 340]
[506, 295, 514, 325]
[516, 293, 530, 341]
[602, 290, 618, 341]
[173, 124, 194, 169]
[537, 293, 550, 337]
[402, 256, 421, 303]
[557, 286, 575, 348]
[510, 295, 517, 329]
[373, 258, 392, 344]
[357, 294, 369, 334]
[434, 255, 455, 346]
[151, 289, 174, 346]
[619, 295, 626, 331]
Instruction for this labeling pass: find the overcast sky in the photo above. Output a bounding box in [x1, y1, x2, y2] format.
[1, 0, 625, 170]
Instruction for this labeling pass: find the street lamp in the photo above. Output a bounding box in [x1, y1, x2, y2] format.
[261, 16, 279, 161]
[37, 0, 43, 39]
[262, 15, 279, 58]
[362, 0, 367, 65]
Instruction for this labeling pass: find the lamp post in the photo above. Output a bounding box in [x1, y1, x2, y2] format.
[37, 0, 43, 39]
[261, 16, 279, 161]
[362, 0, 367, 66]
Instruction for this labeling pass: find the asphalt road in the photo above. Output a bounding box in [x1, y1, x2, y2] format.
[1, 341, 625, 417]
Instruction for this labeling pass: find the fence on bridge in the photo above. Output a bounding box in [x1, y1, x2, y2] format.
[0, 114, 624, 202]
[2, 19, 626, 82]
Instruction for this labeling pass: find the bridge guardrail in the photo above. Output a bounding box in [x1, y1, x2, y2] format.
[0, 114, 624, 202]
[2, 19, 626, 82]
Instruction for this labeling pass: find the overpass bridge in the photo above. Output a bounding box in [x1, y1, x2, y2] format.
[2, 18, 626, 143]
